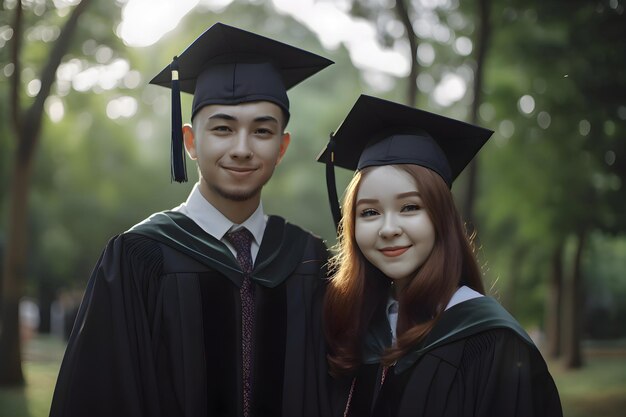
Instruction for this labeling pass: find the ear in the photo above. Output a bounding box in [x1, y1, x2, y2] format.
[183, 124, 197, 160]
[276, 132, 291, 165]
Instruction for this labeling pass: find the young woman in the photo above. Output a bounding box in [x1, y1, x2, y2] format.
[319, 95, 562, 417]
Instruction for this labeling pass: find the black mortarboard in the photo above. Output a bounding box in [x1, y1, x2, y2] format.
[150, 22, 334, 182]
[317, 95, 493, 228]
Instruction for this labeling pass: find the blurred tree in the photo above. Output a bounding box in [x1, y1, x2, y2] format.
[0, 7, 11, 308]
[583, 233, 626, 339]
[460, 0, 492, 226]
[477, 0, 626, 368]
[348, 0, 420, 106]
[1, 0, 96, 386]
[394, 0, 419, 106]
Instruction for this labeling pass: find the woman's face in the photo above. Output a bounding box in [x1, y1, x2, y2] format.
[354, 165, 436, 289]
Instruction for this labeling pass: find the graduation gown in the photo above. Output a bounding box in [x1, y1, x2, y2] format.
[340, 297, 562, 417]
[50, 211, 331, 417]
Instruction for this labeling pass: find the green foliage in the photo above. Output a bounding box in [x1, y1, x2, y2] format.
[1, 0, 624, 335]
[473, 0, 626, 323]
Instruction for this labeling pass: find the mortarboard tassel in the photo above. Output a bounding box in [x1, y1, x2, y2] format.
[170, 56, 187, 183]
[325, 132, 341, 232]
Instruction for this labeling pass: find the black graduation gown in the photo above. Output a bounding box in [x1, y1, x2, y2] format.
[49, 211, 331, 417]
[339, 297, 562, 417]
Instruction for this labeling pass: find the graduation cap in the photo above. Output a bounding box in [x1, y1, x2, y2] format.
[317, 95, 494, 228]
[150, 22, 334, 182]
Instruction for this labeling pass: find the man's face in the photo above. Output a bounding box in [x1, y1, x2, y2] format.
[185, 101, 290, 206]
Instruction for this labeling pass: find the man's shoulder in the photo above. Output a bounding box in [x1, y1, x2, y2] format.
[99, 210, 173, 252]
[119, 210, 209, 258]
[125, 210, 184, 233]
[267, 215, 327, 254]
[267, 215, 324, 242]
[250, 215, 328, 283]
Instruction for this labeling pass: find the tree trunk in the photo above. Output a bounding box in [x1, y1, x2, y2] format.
[0, 0, 93, 386]
[0, 157, 33, 385]
[394, 0, 419, 107]
[462, 0, 492, 226]
[546, 241, 564, 358]
[563, 230, 587, 369]
[0, 245, 3, 315]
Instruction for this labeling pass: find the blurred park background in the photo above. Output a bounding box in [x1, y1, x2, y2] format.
[1, 0, 625, 416]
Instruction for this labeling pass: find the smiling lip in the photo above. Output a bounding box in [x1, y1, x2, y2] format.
[222, 166, 257, 175]
[380, 246, 411, 257]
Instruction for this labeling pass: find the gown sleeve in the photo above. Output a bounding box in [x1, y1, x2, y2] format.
[49, 234, 164, 417]
[456, 328, 563, 417]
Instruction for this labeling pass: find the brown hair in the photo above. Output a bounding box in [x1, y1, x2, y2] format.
[324, 164, 484, 376]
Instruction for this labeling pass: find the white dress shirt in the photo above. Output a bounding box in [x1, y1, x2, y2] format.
[172, 183, 267, 262]
[386, 285, 483, 345]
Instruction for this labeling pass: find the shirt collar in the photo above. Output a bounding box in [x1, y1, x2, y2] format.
[445, 285, 483, 310]
[386, 294, 399, 315]
[231, 204, 266, 247]
[386, 285, 482, 315]
[176, 183, 266, 245]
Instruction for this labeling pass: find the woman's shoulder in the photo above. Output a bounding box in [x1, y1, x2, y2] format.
[395, 297, 539, 373]
[428, 296, 535, 349]
[460, 327, 539, 359]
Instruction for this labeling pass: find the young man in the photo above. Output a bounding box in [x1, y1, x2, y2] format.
[50, 23, 333, 417]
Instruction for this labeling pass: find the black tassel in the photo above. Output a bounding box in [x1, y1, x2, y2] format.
[170, 56, 187, 183]
[325, 132, 341, 232]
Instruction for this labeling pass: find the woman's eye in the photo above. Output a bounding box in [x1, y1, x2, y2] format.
[401, 204, 421, 212]
[359, 208, 379, 217]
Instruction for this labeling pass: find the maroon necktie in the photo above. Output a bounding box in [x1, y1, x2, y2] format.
[225, 228, 255, 417]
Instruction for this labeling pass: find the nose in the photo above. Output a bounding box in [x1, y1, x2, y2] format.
[378, 214, 402, 239]
[230, 131, 253, 160]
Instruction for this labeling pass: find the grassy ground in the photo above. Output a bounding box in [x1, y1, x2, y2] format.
[0, 336, 64, 417]
[549, 343, 626, 417]
[0, 336, 624, 417]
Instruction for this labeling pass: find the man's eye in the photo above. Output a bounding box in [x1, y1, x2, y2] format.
[359, 208, 379, 217]
[255, 128, 273, 135]
[212, 126, 232, 132]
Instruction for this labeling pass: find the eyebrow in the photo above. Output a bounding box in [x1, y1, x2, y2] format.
[208, 113, 237, 122]
[397, 191, 421, 199]
[356, 198, 378, 206]
[356, 191, 421, 206]
[253, 115, 279, 124]
[207, 114, 279, 123]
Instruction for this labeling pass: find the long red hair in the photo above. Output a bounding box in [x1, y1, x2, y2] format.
[324, 164, 484, 376]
